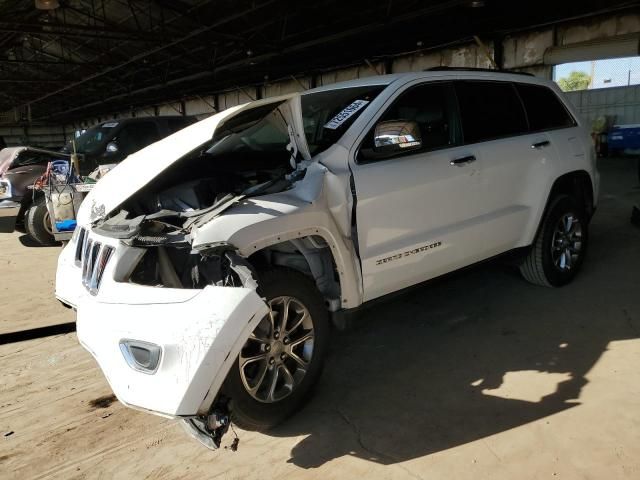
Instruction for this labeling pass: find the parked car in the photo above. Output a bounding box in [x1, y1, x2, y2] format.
[56, 68, 599, 449]
[0, 116, 196, 245]
[0, 147, 61, 239]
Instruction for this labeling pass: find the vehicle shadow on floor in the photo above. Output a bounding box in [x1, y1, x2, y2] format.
[17, 234, 60, 248]
[272, 209, 640, 467]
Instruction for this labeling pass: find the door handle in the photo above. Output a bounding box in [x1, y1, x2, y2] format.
[450, 155, 476, 166]
[531, 140, 550, 149]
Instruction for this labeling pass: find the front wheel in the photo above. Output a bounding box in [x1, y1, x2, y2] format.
[224, 268, 329, 431]
[520, 195, 588, 287]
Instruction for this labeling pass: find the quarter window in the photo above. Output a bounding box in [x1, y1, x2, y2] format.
[516, 83, 575, 131]
[455, 81, 528, 144]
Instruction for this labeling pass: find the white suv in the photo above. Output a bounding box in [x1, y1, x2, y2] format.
[56, 68, 599, 449]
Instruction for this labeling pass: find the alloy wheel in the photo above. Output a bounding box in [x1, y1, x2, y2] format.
[239, 296, 315, 403]
[551, 213, 583, 271]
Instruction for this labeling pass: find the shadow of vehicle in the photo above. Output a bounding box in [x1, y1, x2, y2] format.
[18, 234, 61, 248]
[267, 158, 640, 468]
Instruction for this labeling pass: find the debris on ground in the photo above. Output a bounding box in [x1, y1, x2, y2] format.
[89, 394, 117, 409]
[4, 431, 14, 437]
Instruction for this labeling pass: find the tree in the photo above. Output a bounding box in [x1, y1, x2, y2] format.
[557, 71, 591, 91]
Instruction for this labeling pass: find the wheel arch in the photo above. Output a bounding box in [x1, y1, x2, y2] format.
[525, 169, 594, 249]
[16, 190, 42, 225]
[245, 228, 352, 312]
[546, 170, 595, 219]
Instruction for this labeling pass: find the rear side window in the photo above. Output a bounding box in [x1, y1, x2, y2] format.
[455, 81, 528, 144]
[516, 84, 575, 131]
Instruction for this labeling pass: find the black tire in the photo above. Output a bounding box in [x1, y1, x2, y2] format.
[224, 268, 329, 431]
[25, 197, 58, 246]
[520, 195, 588, 287]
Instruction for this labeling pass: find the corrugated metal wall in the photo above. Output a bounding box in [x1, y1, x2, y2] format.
[0, 124, 67, 149]
[565, 84, 640, 127]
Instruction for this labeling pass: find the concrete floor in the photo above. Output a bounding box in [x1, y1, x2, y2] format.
[1, 157, 639, 479]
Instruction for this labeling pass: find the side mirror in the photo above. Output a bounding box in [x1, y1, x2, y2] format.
[105, 141, 119, 155]
[373, 120, 422, 154]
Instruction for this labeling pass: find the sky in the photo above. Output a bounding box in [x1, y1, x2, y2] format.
[553, 55, 640, 89]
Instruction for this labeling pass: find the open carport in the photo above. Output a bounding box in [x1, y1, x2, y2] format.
[1, 1, 640, 479]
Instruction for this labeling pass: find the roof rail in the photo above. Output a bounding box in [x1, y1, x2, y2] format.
[424, 66, 534, 77]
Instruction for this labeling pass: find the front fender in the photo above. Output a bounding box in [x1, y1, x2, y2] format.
[191, 167, 363, 308]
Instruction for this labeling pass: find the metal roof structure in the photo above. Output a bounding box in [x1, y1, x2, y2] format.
[1, 0, 638, 123]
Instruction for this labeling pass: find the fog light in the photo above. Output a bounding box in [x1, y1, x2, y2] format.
[119, 339, 161, 374]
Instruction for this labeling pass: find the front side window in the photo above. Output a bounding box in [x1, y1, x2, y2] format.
[358, 82, 461, 161]
[72, 125, 114, 154]
[516, 83, 575, 131]
[301, 85, 385, 156]
[455, 81, 528, 144]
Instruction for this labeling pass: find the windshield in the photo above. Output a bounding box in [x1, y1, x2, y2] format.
[301, 85, 386, 155]
[70, 124, 117, 154]
[12, 150, 52, 168]
[208, 104, 289, 155]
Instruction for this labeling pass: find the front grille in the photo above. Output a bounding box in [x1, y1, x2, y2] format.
[77, 230, 114, 295]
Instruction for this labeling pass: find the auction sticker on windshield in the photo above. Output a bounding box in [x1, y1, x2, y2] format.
[102, 122, 119, 128]
[324, 100, 369, 130]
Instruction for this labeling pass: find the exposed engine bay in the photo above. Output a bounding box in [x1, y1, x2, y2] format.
[89, 102, 310, 292]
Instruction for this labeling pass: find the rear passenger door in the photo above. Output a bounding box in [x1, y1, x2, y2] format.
[454, 80, 560, 255]
[515, 82, 583, 172]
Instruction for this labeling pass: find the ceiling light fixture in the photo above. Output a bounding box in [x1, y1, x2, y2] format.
[35, 0, 60, 10]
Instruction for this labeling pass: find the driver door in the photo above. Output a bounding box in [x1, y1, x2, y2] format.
[352, 81, 486, 301]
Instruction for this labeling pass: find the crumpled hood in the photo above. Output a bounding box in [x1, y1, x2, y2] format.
[77, 94, 310, 225]
[0, 147, 28, 177]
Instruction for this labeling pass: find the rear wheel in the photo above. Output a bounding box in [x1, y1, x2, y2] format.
[25, 197, 59, 246]
[520, 195, 588, 287]
[224, 268, 329, 431]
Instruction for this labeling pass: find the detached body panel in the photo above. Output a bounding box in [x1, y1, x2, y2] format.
[77, 285, 267, 417]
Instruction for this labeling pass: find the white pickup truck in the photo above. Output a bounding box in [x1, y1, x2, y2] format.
[56, 68, 598, 449]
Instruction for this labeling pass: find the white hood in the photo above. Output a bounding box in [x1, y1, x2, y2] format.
[77, 94, 310, 225]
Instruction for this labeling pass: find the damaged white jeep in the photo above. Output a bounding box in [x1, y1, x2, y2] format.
[56, 69, 599, 449]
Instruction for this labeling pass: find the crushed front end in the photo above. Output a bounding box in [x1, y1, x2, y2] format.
[56, 225, 269, 448]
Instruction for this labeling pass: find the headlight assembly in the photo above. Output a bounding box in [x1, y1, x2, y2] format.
[0, 179, 11, 199]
